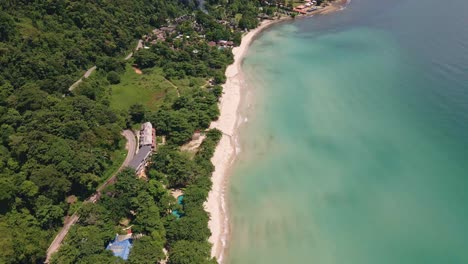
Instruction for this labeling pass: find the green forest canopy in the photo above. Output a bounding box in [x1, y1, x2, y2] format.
[0, 0, 193, 262]
[0, 0, 276, 263]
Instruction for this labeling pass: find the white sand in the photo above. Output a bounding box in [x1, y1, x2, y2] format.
[204, 2, 349, 262]
[204, 18, 289, 263]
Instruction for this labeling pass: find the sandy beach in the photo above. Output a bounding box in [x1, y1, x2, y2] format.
[205, 1, 349, 262]
[205, 18, 288, 263]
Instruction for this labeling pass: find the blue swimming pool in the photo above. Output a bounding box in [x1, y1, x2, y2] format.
[171, 195, 184, 218]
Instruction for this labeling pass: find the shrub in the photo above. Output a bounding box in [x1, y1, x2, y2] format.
[107, 71, 121, 84]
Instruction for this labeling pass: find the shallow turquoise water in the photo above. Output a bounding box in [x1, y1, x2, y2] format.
[226, 0, 468, 263]
[172, 195, 184, 218]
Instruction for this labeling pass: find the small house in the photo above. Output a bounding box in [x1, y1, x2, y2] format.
[208, 41, 217, 47]
[106, 233, 133, 260]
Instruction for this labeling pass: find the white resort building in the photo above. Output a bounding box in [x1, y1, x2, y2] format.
[129, 122, 156, 174]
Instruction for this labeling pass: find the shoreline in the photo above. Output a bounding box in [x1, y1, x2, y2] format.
[204, 1, 349, 262]
[205, 18, 289, 263]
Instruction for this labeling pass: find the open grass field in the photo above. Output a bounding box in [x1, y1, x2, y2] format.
[109, 64, 179, 111]
[110, 64, 208, 111]
[171, 76, 206, 95]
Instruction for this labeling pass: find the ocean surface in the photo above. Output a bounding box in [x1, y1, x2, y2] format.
[226, 0, 468, 263]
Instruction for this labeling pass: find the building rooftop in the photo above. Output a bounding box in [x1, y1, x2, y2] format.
[140, 122, 153, 146]
[106, 234, 133, 260]
[128, 145, 152, 170]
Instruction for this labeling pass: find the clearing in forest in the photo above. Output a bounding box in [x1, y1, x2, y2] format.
[109, 64, 207, 111]
[109, 64, 178, 111]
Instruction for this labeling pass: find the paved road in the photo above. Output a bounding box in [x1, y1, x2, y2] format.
[124, 40, 144, 61]
[70, 38, 145, 92]
[98, 129, 137, 192]
[68, 66, 97, 91]
[45, 130, 136, 263]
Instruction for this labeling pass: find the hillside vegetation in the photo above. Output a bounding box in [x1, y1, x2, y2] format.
[0, 0, 278, 263]
[0, 1, 192, 262]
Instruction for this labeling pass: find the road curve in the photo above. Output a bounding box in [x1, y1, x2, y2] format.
[45, 129, 136, 263]
[98, 130, 136, 192]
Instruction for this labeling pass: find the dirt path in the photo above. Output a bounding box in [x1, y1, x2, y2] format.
[133, 67, 143, 75]
[201, 79, 212, 88]
[163, 77, 181, 97]
[181, 134, 206, 153]
[45, 130, 136, 263]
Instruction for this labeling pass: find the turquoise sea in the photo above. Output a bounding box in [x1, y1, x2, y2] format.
[226, 0, 468, 263]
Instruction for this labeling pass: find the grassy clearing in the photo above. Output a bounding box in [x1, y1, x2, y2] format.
[109, 64, 178, 111]
[109, 64, 210, 111]
[235, 13, 243, 23]
[171, 77, 206, 95]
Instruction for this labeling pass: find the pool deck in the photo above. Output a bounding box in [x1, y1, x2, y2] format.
[171, 189, 183, 199]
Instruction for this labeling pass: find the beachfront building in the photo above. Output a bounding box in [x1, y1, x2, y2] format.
[208, 41, 216, 47]
[139, 122, 154, 147]
[218, 40, 234, 47]
[129, 122, 156, 174]
[128, 145, 152, 174]
[106, 233, 133, 260]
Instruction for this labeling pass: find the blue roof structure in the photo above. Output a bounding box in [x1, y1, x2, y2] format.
[106, 234, 133, 260]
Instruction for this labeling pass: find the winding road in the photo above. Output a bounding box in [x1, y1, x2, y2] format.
[68, 66, 97, 92]
[44, 130, 136, 263]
